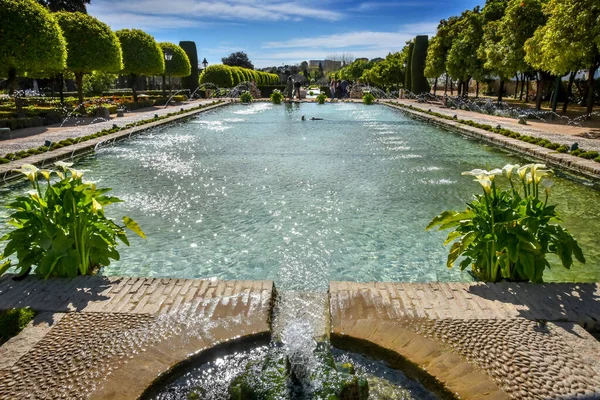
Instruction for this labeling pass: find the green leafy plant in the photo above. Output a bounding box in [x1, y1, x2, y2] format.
[0, 307, 35, 345]
[270, 89, 284, 104]
[309, 90, 315, 96]
[239, 91, 253, 103]
[426, 164, 585, 283]
[316, 93, 327, 104]
[362, 92, 376, 105]
[0, 162, 146, 279]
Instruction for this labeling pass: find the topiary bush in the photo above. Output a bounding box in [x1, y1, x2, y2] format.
[363, 92, 376, 105]
[270, 89, 284, 104]
[239, 91, 253, 103]
[200, 64, 234, 88]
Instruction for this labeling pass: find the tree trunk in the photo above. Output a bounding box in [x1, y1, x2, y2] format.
[457, 80, 462, 96]
[514, 74, 519, 98]
[525, 77, 530, 103]
[476, 81, 479, 98]
[586, 63, 598, 116]
[131, 74, 138, 102]
[59, 74, 65, 105]
[562, 71, 576, 114]
[497, 79, 504, 104]
[463, 79, 469, 98]
[450, 79, 454, 95]
[519, 73, 525, 101]
[75, 72, 84, 105]
[433, 77, 438, 96]
[8, 67, 17, 96]
[444, 75, 448, 95]
[551, 76, 561, 118]
[535, 74, 544, 111]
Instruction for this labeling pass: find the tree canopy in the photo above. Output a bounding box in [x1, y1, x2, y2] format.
[0, 0, 67, 94]
[222, 51, 254, 69]
[446, 8, 486, 83]
[55, 11, 122, 103]
[159, 42, 191, 77]
[37, 0, 90, 12]
[115, 29, 164, 101]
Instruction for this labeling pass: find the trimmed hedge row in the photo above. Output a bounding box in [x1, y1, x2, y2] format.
[200, 65, 280, 88]
[389, 102, 600, 164]
[0, 100, 223, 164]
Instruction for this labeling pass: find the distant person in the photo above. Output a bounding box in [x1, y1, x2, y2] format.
[341, 80, 348, 98]
[329, 77, 336, 97]
[286, 76, 294, 101]
[335, 80, 342, 99]
[294, 79, 302, 100]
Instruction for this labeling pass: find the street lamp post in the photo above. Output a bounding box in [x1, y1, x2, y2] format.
[198, 58, 209, 98]
[164, 48, 173, 94]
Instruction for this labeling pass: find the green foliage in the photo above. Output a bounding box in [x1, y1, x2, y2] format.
[0, 307, 35, 345]
[37, 0, 89, 12]
[338, 59, 374, 81]
[525, 0, 600, 76]
[116, 29, 164, 76]
[82, 71, 117, 96]
[427, 164, 585, 282]
[54, 12, 122, 74]
[200, 65, 234, 87]
[362, 92, 376, 105]
[159, 42, 191, 77]
[316, 93, 327, 104]
[362, 52, 405, 87]
[239, 91, 253, 103]
[270, 89, 284, 104]
[0, 0, 67, 78]
[179, 41, 199, 93]
[446, 8, 486, 82]
[411, 35, 430, 94]
[0, 163, 146, 279]
[221, 51, 254, 69]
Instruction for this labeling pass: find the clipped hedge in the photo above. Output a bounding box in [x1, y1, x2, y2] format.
[200, 65, 280, 88]
[0, 307, 35, 345]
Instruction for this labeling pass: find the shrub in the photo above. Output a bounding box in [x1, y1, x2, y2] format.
[580, 151, 599, 159]
[270, 89, 284, 104]
[544, 143, 560, 150]
[0, 163, 145, 279]
[427, 164, 584, 283]
[240, 91, 253, 103]
[159, 42, 191, 78]
[200, 64, 234, 88]
[362, 92, 376, 105]
[570, 149, 582, 157]
[0, 307, 35, 345]
[316, 93, 327, 104]
[556, 145, 569, 153]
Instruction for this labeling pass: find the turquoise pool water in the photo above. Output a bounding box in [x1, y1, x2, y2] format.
[2, 103, 599, 289]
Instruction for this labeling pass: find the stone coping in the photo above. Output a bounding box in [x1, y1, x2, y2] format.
[0, 101, 230, 184]
[383, 101, 600, 181]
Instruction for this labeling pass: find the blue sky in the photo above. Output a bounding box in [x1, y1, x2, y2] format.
[88, 0, 483, 69]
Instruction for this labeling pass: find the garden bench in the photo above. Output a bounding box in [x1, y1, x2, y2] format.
[0, 128, 11, 139]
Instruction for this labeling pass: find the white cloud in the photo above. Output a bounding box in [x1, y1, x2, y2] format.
[88, 0, 343, 31]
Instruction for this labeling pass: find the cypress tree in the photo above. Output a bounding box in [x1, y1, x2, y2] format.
[179, 41, 199, 93]
[411, 35, 430, 94]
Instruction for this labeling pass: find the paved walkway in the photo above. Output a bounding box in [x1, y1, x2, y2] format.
[392, 99, 600, 152]
[0, 99, 218, 155]
[331, 282, 600, 399]
[0, 276, 272, 399]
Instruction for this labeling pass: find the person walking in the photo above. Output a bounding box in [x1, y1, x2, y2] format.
[294, 79, 302, 100]
[286, 76, 294, 101]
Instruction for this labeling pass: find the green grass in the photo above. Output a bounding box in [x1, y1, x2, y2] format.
[0, 307, 36, 345]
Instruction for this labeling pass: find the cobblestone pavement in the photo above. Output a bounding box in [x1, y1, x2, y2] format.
[0, 276, 273, 399]
[392, 99, 600, 152]
[0, 99, 220, 154]
[331, 282, 600, 399]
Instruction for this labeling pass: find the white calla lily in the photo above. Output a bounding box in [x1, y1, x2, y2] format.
[475, 178, 492, 194]
[462, 169, 489, 176]
[14, 164, 39, 183]
[54, 161, 74, 169]
[541, 179, 553, 195]
[534, 169, 552, 183]
[502, 164, 520, 179]
[517, 165, 529, 179]
[39, 169, 52, 181]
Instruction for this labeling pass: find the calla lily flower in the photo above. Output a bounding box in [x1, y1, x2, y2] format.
[27, 190, 40, 200]
[55, 161, 74, 169]
[541, 179, 553, 195]
[502, 164, 520, 179]
[462, 168, 503, 180]
[68, 168, 90, 180]
[92, 198, 103, 213]
[475, 178, 492, 194]
[534, 169, 552, 183]
[39, 169, 52, 181]
[14, 164, 39, 183]
[517, 165, 529, 179]
[525, 173, 533, 185]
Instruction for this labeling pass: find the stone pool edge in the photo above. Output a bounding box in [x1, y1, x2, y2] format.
[383, 101, 600, 181]
[0, 101, 232, 184]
